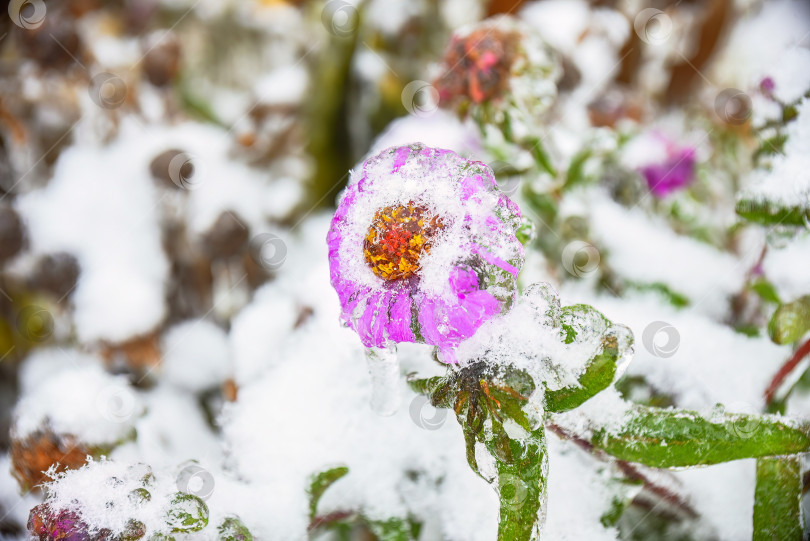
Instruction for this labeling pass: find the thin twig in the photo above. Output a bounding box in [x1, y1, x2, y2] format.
[764, 337, 810, 405]
[547, 423, 698, 519]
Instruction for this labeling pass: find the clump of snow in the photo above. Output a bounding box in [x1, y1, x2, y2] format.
[520, 0, 627, 100]
[764, 47, 810, 104]
[559, 291, 789, 413]
[544, 433, 620, 541]
[229, 284, 301, 386]
[365, 0, 421, 36]
[370, 110, 482, 158]
[13, 357, 143, 446]
[743, 98, 810, 209]
[588, 197, 747, 320]
[17, 348, 98, 395]
[0, 454, 41, 524]
[40, 459, 187, 538]
[712, 0, 810, 98]
[453, 282, 632, 394]
[762, 233, 810, 301]
[551, 387, 632, 438]
[111, 385, 221, 471]
[160, 319, 230, 392]
[253, 65, 309, 106]
[520, 0, 590, 57]
[16, 126, 170, 343]
[674, 460, 755, 540]
[16, 118, 305, 344]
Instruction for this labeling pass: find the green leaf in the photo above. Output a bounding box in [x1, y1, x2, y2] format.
[591, 405, 810, 468]
[626, 282, 690, 308]
[406, 375, 444, 396]
[753, 455, 803, 541]
[563, 149, 592, 191]
[406, 375, 455, 409]
[488, 385, 534, 432]
[753, 133, 788, 163]
[497, 112, 557, 178]
[750, 279, 782, 305]
[768, 295, 810, 344]
[614, 375, 676, 408]
[166, 493, 209, 533]
[492, 424, 548, 541]
[308, 466, 349, 519]
[525, 136, 558, 178]
[544, 332, 620, 413]
[521, 187, 559, 242]
[217, 516, 253, 541]
[516, 217, 536, 246]
[559, 304, 610, 345]
[736, 198, 809, 227]
[367, 518, 416, 541]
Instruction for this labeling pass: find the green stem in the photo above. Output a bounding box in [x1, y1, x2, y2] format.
[753, 455, 803, 540]
[492, 424, 548, 541]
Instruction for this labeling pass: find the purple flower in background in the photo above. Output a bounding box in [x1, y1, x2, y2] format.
[640, 144, 697, 198]
[760, 76, 775, 97]
[327, 144, 525, 362]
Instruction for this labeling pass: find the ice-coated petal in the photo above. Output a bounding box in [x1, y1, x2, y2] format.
[641, 147, 696, 198]
[388, 287, 416, 343]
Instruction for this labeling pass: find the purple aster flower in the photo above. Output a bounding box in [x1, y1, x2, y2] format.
[327, 144, 525, 363]
[760, 76, 775, 97]
[640, 144, 697, 198]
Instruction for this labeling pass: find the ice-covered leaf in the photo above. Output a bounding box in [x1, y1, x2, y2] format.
[591, 405, 810, 467]
[736, 198, 809, 227]
[453, 284, 632, 403]
[166, 493, 209, 533]
[753, 455, 802, 541]
[768, 295, 810, 344]
[367, 517, 418, 541]
[544, 330, 623, 413]
[217, 516, 254, 541]
[307, 466, 349, 520]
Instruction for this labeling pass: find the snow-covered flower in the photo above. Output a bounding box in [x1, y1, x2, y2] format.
[327, 144, 526, 362]
[434, 16, 559, 120]
[28, 506, 105, 541]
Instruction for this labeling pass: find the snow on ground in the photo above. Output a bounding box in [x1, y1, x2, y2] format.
[742, 98, 810, 208]
[561, 290, 788, 412]
[674, 460, 756, 541]
[15, 118, 302, 345]
[587, 197, 748, 321]
[13, 351, 142, 447]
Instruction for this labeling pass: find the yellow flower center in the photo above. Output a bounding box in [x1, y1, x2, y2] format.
[363, 203, 444, 281]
